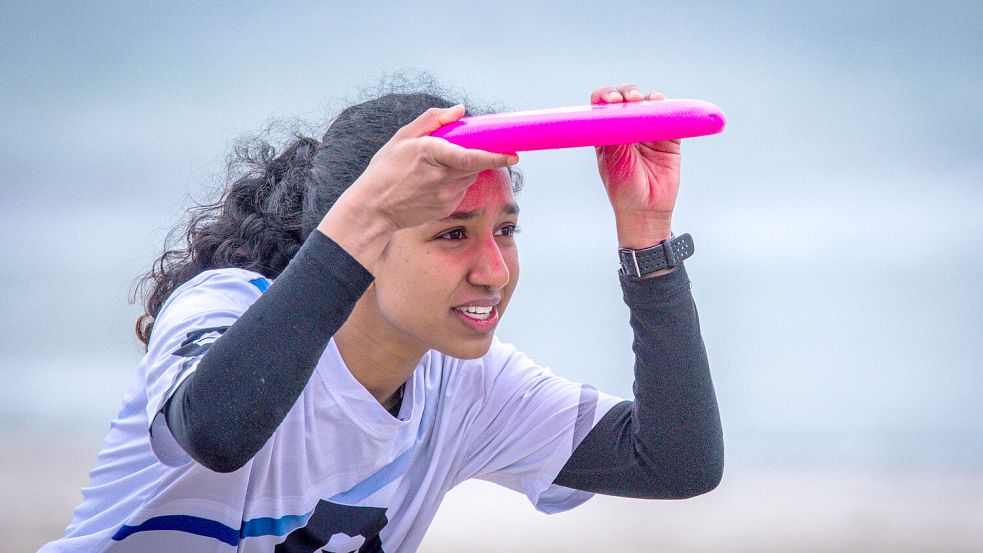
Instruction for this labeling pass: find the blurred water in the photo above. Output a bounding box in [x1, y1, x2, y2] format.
[2, 1, 982, 481]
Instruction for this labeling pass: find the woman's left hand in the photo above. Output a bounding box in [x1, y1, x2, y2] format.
[592, 84, 681, 249]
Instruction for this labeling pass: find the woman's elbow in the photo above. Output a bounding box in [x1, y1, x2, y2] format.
[166, 384, 253, 473]
[178, 419, 251, 473]
[663, 426, 725, 498]
[676, 458, 724, 498]
[192, 447, 248, 474]
[636, 445, 724, 499]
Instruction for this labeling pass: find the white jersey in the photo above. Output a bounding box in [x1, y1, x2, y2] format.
[41, 268, 622, 552]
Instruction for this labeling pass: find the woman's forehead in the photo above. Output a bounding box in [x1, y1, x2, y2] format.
[455, 169, 516, 213]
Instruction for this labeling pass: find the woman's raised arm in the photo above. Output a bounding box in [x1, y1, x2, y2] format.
[554, 84, 723, 497]
[163, 106, 516, 473]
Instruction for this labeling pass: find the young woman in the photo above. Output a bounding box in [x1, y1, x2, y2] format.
[42, 82, 723, 552]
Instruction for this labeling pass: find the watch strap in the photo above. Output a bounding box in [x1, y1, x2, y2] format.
[618, 233, 694, 277]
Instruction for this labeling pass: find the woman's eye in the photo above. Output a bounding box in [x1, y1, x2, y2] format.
[497, 224, 520, 237]
[439, 229, 466, 240]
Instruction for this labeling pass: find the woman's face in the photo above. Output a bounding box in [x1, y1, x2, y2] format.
[369, 169, 520, 360]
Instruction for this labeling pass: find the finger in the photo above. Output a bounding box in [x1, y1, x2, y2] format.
[395, 104, 466, 139]
[647, 91, 667, 101]
[453, 148, 520, 173]
[590, 86, 623, 104]
[617, 83, 644, 101]
[428, 139, 518, 171]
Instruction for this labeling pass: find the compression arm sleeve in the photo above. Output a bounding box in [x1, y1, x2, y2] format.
[553, 264, 724, 498]
[162, 230, 374, 473]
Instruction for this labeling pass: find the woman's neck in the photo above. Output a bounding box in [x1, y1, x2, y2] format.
[332, 292, 425, 409]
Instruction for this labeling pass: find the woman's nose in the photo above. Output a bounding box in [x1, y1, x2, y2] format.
[468, 237, 510, 290]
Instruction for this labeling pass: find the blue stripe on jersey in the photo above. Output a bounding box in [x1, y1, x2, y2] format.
[112, 514, 239, 545]
[239, 509, 314, 538]
[329, 445, 414, 505]
[111, 448, 411, 544]
[112, 509, 316, 545]
[249, 277, 271, 293]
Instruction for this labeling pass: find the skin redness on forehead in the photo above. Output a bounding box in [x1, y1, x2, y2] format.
[450, 169, 516, 215]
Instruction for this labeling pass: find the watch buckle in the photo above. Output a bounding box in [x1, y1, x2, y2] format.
[628, 249, 642, 277]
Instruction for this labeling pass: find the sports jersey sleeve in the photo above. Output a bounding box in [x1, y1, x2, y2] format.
[553, 263, 724, 499]
[456, 340, 624, 514]
[143, 270, 263, 467]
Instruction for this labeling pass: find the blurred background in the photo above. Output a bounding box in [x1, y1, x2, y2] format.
[2, 1, 981, 551]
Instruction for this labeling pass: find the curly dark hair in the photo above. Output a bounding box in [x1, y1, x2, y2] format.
[133, 76, 522, 347]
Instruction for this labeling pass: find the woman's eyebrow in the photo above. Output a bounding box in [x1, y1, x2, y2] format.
[440, 203, 520, 222]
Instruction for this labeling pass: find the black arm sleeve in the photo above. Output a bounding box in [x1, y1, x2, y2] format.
[553, 263, 724, 499]
[162, 230, 374, 473]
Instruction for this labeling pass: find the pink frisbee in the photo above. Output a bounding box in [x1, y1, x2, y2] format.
[432, 99, 726, 153]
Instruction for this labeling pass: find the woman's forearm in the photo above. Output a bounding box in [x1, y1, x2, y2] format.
[554, 263, 724, 498]
[163, 230, 374, 473]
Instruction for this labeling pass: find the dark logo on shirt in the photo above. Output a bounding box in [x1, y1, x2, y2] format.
[275, 500, 388, 553]
[172, 326, 230, 358]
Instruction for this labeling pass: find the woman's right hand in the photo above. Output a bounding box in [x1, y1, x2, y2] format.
[357, 105, 518, 230]
[317, 105, 518, 274]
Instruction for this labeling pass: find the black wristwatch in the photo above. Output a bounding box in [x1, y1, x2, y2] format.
[618, 233, 694, 277]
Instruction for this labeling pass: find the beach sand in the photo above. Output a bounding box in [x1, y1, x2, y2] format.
[9, 432, 982, 552]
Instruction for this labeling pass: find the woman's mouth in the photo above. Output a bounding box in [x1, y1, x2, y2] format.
[454, 305, 493, 320]
[452, 304, 499, 331]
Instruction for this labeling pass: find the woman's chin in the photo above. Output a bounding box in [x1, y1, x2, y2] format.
[434, 336, 495, 361]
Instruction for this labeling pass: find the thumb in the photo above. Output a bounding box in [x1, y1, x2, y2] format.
[394, 104, 466, 139]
